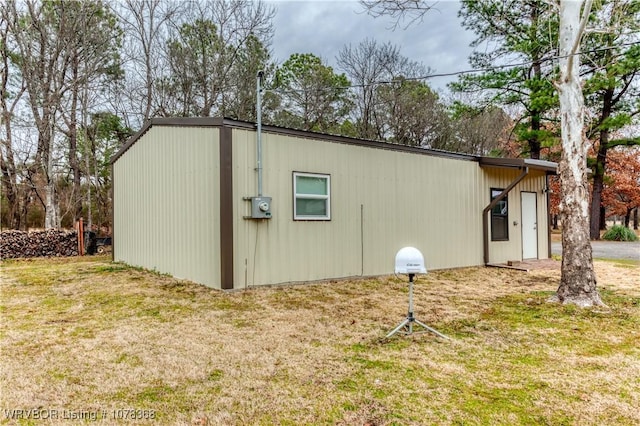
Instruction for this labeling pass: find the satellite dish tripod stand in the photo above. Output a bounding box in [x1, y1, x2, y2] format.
[386, 273, 450, 339]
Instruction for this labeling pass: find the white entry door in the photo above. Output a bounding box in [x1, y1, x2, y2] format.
[521, 192, 538, 259]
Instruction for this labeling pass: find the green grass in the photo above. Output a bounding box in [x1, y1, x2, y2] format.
[593, 257, 640, 267]
[332, 292, 639, 424]
[1, 256, 639, 425]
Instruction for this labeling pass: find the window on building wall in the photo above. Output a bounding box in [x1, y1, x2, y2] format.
[293, 172, 331, 220]
[491, 188, 509, 241]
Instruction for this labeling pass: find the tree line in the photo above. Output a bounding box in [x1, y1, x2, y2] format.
[1, 0, 638, 235]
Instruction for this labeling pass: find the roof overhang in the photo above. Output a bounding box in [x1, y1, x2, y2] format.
[479, 157, 557, 174]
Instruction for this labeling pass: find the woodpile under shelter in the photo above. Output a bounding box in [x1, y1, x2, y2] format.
[110, 117, 557, 289]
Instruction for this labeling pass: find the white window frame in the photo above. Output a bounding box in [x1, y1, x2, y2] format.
[293, 172, 331, 221]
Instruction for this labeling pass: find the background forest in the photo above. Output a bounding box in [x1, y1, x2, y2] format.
[1, 0, 638, 236]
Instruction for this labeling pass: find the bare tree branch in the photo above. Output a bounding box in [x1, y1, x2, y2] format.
[360, 0, 438, 30]
[567, 0, 593, 75]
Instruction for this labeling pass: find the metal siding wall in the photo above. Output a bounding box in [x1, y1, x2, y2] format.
[113, 127, 221, 288]
[482, 168, 549, 263]
[232, 129, 486, 287]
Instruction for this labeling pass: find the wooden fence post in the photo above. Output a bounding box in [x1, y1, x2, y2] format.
[77, 218, 84, 256]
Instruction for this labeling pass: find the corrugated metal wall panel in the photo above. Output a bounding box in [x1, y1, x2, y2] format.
[232, 129, 489, 287]
[113, 127, 221, 288]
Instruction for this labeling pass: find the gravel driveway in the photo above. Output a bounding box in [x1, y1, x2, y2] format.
[551, 241, 640, 261]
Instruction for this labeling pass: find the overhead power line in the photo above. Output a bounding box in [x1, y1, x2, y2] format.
[346, 40, 640, 89]
[269, 40, 640, 94]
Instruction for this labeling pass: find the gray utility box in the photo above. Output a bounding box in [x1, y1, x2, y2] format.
[249, 196, 272, 219]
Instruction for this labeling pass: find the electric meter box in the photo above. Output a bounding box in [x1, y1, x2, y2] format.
[250, 196, 272, 219]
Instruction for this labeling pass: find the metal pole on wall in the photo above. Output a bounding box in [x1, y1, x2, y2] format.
[244, 70, 273, 221]
[256, 70, 264, 197]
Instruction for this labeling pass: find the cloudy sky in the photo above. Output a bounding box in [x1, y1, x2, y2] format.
[267, 0, 477, 93]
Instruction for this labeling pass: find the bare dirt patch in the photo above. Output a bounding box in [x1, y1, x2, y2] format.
[1, 257, 638, 425]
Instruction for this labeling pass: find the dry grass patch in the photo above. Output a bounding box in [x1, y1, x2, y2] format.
[1, 257, 639, 425]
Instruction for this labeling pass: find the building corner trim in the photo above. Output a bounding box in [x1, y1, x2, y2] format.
[111, 163, 115, 262]
[546, 174, 552, 259]
[220, 126, 234, 289]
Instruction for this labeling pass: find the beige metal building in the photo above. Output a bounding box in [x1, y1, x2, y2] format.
[111, 117, 556, 290]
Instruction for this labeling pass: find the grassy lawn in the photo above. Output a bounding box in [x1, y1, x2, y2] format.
[1, 256, 638, 425]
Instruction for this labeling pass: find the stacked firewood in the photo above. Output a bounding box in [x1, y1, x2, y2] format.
[0, 230, 79, 259]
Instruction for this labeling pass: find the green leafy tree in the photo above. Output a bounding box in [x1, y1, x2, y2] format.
[82, 112, 132, 232]
[272, 53, 352, 133]
[451, 0, 559, 159]
[374, 77, 451, 148]
[225, 35, 274, 122]
[165, 19, 224, 117]
[449, 103, 513, 155]
[162, 1, 274, 118]
[583, 0, 640, 239]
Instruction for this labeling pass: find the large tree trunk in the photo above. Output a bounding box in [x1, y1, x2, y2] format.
[42, 117, 59, 229]
[0, 154, 20, 229]
[529, 113, 541, 160]
[599, 206, 606, 230]
[68, 54, 82, 223]
[0, 133, 21, 229]
[44, 172, 57, 228]
[528, 5, 542, 160]
[43, 126, 60, 230]
[1, 22, 22, 230]
[589, 141, 607, 239]
[41, 124, 60, 230]
[555, 0, 603, 307]
[589, 87, 613, 240]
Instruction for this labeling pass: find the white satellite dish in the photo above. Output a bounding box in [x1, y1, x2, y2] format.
[395, 246, 427, 274]
[386, 247, 450, 339]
